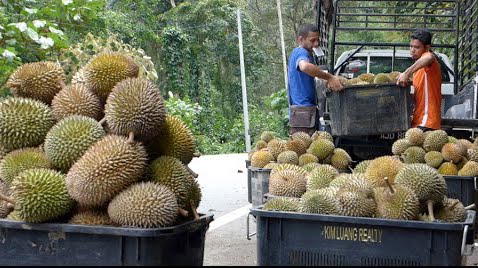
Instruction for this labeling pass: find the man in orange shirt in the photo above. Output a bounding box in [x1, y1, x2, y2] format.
[397, 29, 442, 131]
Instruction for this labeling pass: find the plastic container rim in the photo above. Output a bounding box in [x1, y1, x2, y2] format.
[250, 207, 474, 231]
[0, 213, 214, 237]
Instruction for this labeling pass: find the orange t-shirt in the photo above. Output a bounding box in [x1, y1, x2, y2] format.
[411, 51, 442, 130]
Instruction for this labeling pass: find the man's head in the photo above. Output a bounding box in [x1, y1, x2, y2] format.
[297, 24, 319, 52]
[410, 29, 432, 60]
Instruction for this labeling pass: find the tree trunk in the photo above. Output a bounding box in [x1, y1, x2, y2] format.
[170, 0, 176, 8]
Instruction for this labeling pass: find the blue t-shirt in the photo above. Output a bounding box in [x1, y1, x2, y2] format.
[287, 47, 316, 106]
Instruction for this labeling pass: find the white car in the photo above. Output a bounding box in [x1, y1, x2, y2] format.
[333, 49, 455, 95]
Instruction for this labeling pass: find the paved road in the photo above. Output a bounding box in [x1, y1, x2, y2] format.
[191, 153, 478, 266]
[190, 153, 256, 266]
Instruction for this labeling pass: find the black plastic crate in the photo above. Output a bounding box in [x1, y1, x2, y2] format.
[250, 208, 475, 266]
[0, 214, 213, 266]
[443, 175, 477, 207]
[249, 167, 272, 208]
[326, 84, 412, 136]
[245, 160, 252, 203]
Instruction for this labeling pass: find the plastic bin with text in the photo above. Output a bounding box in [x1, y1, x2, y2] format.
[0, 214, 213, 266]
[443, 175, 477, 207]
[250, 208, 475, 266]
[326, 84, 413, 136]
[249, 167, 272, 208]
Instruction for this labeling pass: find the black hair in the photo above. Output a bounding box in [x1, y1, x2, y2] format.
[297, 24, 319, 38]
[411, 29, 432, 46]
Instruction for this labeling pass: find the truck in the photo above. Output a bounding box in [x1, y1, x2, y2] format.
[314, 0, 478, 160]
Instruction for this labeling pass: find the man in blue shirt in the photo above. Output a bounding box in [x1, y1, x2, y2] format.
[288, 24, 343, 135]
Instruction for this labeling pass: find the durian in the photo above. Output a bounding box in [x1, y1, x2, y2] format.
[373, 178, 419, 220]
[68, 210, 113, 225]
[44, 115, 105, 172]
[307, 139, 335, 160]
[108, 182, 178, 228]
[392, 138, 411, 155]
[6, 61, 66, 104]
[298, 153, 318, 166]
[0, 147, 52, 185]
[299, 189, 340, 214]
[424, 151, 443, 168]
[66, 135, 148, 206]
[438, 162, 458, 175]
[250, 150, 274, 168]
[306, 164, 338, 191]
[104, 78, 166, 140]
[276, 150, 299, 165]
[147, 115, 196, 164]
[263, 197, 300, 212]
[6, 168, 74, 223]
[423, 130, 448, 152]
[405, 128, 425, 146]
[330, 148, 352, 170]
[364, 156, 403, 187]
[458, 161, 478, 176]
[401, 146, 426, 164]
[83, 52, 139, 102]
[51, 84, 102, 121]
[269, 169, 306, 198]
[0, 97, 55, 151]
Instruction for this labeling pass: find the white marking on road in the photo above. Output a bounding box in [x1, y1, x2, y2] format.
[208, 204, 252, 232]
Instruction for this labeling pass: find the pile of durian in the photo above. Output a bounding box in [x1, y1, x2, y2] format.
[249, 130, 352, 172]
[255, 130, 468, 223]
[338, 71, 401, 87]
[393, 127, 478, 176]
[0, 52, 201, 228]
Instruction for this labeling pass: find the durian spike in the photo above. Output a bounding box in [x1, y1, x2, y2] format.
[127, 132, 135, 143]
[384, 177, 395, 194]
[427, 200, 435, 221]
[6, 203, 14, 209]
[190, 200, 200, 221]
[0, 193, 15, 205]
[99, 117, 106, 125]
[465, 204, 476, 210]
[178, 207, 189, 217]
[186, 165, 199, 178]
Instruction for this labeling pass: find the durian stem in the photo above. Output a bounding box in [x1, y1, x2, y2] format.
[178, 208, 189, 217]
[450, 200, 460, 210]
[127, 132, 135, 143]
[384, 177, 395, 194]
[427, 200, 435, 221]
[186, 165, 199, 178]
[348, 166, 354, 173]
[193, 152, 201, 158]
[465, 204, 476, 210]
[190, 200, 200, 221]
[0, 193, 15, 205]
[99, 117, 106, 125]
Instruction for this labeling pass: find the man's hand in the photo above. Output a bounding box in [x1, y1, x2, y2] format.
[396, 72, 411, 87]
[327, 75, 344, 92]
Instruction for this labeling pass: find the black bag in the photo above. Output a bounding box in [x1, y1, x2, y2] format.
[289, 105, 317, 128]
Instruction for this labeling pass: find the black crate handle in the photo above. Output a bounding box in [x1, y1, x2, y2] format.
[461, 225, 475, 256]
[246, 212, 256, 240]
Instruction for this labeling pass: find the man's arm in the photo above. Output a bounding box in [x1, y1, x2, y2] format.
[298, 60, 343, 91]
[397, 52, 435, 87]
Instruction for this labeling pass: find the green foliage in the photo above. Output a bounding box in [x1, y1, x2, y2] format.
[56, 33, 158, 82]
[0, 0, 106, 94]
